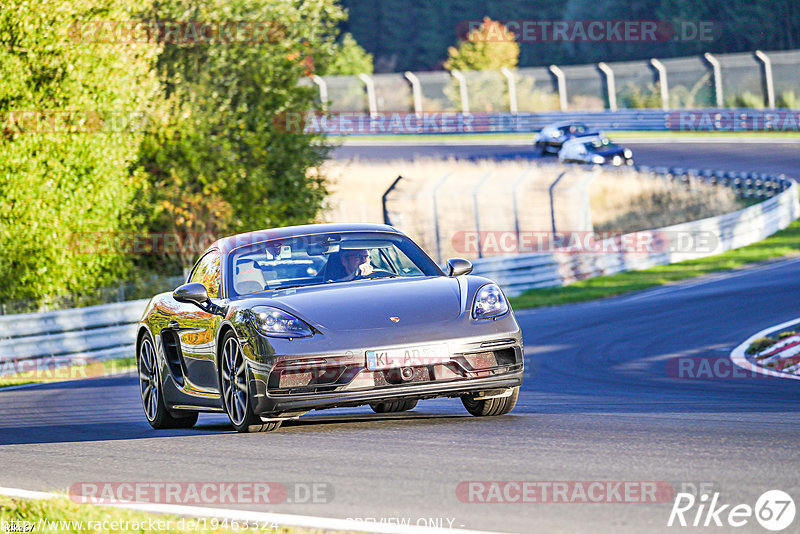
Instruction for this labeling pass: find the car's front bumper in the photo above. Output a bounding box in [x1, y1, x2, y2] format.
[249, 368, 524, 415]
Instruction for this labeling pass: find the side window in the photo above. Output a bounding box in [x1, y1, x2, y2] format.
[189, 251, 222, 298]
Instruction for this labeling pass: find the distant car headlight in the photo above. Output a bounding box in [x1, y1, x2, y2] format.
[624, 148, 633, 159]
[472, 284, 509, 320]
[592, 154, 605, 164]
[250, 306, 313, 338]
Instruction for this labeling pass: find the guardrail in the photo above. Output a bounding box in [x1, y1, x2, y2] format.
[472, 171, 799, 296]
[302, 109, 800, 135]
[0, 299, 149, 376]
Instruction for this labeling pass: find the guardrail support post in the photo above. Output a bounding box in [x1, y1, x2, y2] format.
[754, 50, 776, 109]
[549, 65, 568, 112]
[597, 62, 617, 111]
[649, 59, 669, 111]
[358, 73, 379, 117]
[311, 75, 328, 107]
[404, 71, 424, 116]
[500, 67, 518, 115]
[703, 52, 724, 107]
[450, 69, 470, 114]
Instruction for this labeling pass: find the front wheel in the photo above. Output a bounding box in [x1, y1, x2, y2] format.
[370, 399, 418, 413]
[138, 332, 198, 429]
[220, 331, 281, 433]
[461, 387, 519, 417]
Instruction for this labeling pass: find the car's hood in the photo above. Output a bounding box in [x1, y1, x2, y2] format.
[594, 146, 626, 157]
[244, 276, 463, 331]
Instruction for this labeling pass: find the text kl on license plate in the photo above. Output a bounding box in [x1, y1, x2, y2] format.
[365, 344, 450, 370]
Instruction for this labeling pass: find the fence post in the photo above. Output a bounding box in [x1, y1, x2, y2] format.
[597, 62, 617, 111]
[500, 67, 518, 115]
[549, 171, 568, 236]
[472, 173, 491, 258]
[512, 170, 531, 249]
[358, 73, 378, 117]
[450, 70, 470, 114]
[431, 173, 452, 264]
[754, 50, 776, 109]
[703, 53, 724, 107]
[382, 175, 404, 225]
[549, 65, 568, 111]
[311, 75, 328, 107]
[404, 71, 424, 116]
[649, 59, 670, 111]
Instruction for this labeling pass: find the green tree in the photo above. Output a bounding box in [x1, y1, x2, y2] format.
[0, 0, 160, 307]
[134, 0, 345, 271]
[444, 17, 519, 71]
[323, 33, 373, 75]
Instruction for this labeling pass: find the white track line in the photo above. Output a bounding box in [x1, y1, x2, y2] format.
[0, 486, 510, 534]
[730, 317, 800, 382]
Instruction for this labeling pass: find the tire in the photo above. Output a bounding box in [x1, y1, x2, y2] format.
[370, 399, 418, 413]
[461, 387, 519, 417]
[540, 143, 549, 156]
[219, 330, 281, 433]
[138, 332, 198, 429]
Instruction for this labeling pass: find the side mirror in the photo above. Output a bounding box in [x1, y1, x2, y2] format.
[173, 282, 210, 308]
[447, 258, 473, 277]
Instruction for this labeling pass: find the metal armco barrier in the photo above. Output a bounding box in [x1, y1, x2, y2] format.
[473, 174, 799, 296]
[0, 299, 149, 375]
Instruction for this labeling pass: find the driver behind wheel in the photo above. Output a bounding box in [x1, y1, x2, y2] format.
[336, 248, 373, 281]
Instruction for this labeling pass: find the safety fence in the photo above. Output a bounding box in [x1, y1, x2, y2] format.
[0, 299, 148, 377]
[470, 172, 799, 296]
[300, 49, 800, 116]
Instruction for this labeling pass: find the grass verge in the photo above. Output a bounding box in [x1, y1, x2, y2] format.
[0, 357, 137, 389]
[0, 495, 336, 533]
[509, 209, 800, 310]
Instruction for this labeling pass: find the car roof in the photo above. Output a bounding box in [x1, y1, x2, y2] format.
[544, 121, 587, 129]
[210, 222, 403, 255]
[563, 134, 604, 145]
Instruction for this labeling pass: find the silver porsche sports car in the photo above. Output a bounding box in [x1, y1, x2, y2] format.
[136, 223, 524, 432]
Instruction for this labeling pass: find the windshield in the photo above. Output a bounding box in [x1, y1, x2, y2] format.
[588, 137, 619, 150]
[228, 231, 441, 296]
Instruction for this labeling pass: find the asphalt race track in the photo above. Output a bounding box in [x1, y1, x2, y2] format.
[334, 140, 800, 179]
[2, 142, 800, 533]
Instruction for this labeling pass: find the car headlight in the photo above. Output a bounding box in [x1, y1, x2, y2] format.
[592, 154, 605, 164]
[250, 306, 313, 338]
[472, 284, 509, 320]
[624, 148, 633, 158]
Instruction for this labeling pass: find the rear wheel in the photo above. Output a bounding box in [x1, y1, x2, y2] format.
[220, 331, 281, 433]
[138, 332, 198, 429]
[370, 399, 418, 413]
[461, 387, 519, 417]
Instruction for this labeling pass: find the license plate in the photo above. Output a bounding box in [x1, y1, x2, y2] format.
[365, 344, 450, 370]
